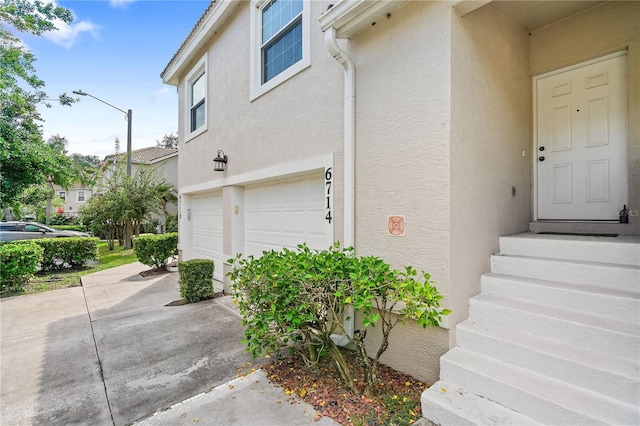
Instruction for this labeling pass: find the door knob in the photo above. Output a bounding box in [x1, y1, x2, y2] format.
[539, 146, 545, 151]
[538, 156, 545, 162]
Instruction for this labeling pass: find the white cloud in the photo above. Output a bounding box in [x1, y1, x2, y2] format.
[155, 87, 172, 102]
[109, 0, 137, 9]
[44, 19, 99, 48]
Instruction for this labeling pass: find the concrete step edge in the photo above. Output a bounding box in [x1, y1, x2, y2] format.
[441, 347, 639, 425]
[421, 380, 542, 426]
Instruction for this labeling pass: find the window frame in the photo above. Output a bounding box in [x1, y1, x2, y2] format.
[250, 0, 310, 100]
[58, 191, 66, 201]
[77, 190, 86, 203]
[184, 53, 208, 142]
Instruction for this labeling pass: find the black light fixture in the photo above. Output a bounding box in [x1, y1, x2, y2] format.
[213, 150, 228, 172]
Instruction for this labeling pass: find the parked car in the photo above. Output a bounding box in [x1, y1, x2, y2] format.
[0, 221, 90, 242]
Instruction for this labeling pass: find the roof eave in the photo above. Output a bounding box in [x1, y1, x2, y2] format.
[162, 0, 241, 86]
[319, 0, 410, 38]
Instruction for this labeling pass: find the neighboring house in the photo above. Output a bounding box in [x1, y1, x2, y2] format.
[53, 183, 92, 216]
[102, 146, 179, 229]
[162, 1, 639, 424]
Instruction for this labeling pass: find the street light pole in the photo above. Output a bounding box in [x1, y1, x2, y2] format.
[72, 90, 132, 176]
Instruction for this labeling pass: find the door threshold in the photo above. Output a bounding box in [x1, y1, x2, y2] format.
[530, 221, 637, 236]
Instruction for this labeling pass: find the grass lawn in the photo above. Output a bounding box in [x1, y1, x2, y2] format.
[10, 241, 138, 296]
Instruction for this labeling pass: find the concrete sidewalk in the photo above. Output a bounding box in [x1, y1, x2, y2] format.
[1, 262, 338, 425]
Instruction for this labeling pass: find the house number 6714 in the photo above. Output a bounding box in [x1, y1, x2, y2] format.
[325, 167, 332, 224]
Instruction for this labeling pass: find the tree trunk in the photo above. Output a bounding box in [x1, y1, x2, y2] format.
[326, 339, 358, 395]
[3, 208, 12, 221]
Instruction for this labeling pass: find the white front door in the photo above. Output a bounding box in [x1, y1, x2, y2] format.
[536, 53, 628, 220]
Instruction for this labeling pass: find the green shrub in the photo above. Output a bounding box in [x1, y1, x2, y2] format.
[53, 225, 87, 232]
[165, 214, 178, 233]
[133, 232, 178, 269]
[0, 243, 44, 292]
[228, 243, 450, 397]
[5, 238, 99, 271]
[178, 259, 214, 303]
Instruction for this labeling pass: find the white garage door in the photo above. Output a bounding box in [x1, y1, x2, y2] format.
[191, 192, 223, 281]
[244, 175, 330, 258]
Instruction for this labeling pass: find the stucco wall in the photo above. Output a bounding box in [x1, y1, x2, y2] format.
[350, 1, 453, 384]
[176, 1, 346, 241]
[448, 4, 532, 341]
[529, 1, 640, 233]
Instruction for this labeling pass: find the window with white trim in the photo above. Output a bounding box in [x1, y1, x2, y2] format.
[250, 0, 310, 100]
[77, 190, 86, 202]
[185, 54, 207, 141]
[58, 191, 66, 201]
[190, 72, 205, 132]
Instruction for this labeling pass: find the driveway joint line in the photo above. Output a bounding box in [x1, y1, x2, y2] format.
[81, 283, 116, 426]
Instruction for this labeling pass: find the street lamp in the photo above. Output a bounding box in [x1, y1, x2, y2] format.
[73, 90, 132, 176]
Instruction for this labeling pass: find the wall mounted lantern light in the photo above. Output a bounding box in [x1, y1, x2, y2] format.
[213, 150, 228, 172]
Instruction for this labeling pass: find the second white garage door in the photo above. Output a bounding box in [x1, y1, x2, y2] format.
[191, 192, 223, 281]
[244, 175, 330, 258]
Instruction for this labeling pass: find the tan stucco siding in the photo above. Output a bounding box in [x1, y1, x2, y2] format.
[176, 2, 345, 232]
[350, 1, 454, 384]
[530, 1, 640, 232]
[448, 3, 532, 341]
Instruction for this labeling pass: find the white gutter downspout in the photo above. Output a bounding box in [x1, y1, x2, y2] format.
[325, 27, 355, 345]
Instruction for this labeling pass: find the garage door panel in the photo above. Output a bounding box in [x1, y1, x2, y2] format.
[244, 175, 330, 258]
[191, 193, 223, 281]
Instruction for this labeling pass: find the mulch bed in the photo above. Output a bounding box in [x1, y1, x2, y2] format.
[253, 350, 427, 425]
[139, 268, 170, 277]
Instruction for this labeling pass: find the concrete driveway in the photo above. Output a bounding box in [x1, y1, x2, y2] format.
[0, 263, 253, 425]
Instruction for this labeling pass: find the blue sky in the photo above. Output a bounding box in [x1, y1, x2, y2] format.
[20, 0, 210, 158]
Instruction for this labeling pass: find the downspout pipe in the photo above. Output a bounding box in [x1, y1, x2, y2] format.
[325, 27, 355, 344]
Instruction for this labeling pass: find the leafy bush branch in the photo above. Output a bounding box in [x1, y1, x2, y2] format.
[228, 243, 450, 397]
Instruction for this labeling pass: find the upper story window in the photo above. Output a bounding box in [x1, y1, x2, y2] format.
[185, 53, 208, 142]
[261, 0, 303, 83]
[77, 190, 86, 202]
[58, 191, 66, 201]
[250, 0, 310, 100]
[190, 72, 205, 132]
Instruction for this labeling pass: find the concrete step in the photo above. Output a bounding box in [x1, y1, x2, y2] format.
[481, 273, 640, 323]
[421, 380, 542, 425]
[490, 255, 640, 293]
[469, 295, 639, 360]
[500, 233, 640, 266]
[456, 319, 639, 405]
[440, 347, 639, 425]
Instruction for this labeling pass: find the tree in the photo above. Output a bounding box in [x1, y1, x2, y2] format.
[69, 153, 101, 188]
[80, 161, 177, 250]
[156, 133, 178, 150]
[0, 0, 77, 216]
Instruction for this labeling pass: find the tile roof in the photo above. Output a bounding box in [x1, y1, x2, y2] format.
[103, 146, 178, 164]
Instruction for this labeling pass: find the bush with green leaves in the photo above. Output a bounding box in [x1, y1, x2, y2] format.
[133, 233, 178, 269]
[0, 243, 44, 292]
[4, 238, 98, 271]
[178, 259, 214, 303]
[53, 225, 87, 232]
[228, 243, 450, 397]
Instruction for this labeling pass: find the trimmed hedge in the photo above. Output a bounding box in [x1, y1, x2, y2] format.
[4, 238, 99, 271]
[0, 243, 44, 292]
[179, 259, 214, 303]
[53, 225, 87, 232]
[133, 232, 178, 269]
